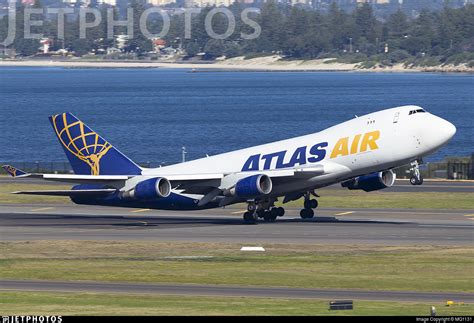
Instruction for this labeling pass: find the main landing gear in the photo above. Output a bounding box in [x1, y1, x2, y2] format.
[409, 160, 423, 185]
[243, 200, 285, 224]
[300, 191, 318, 219]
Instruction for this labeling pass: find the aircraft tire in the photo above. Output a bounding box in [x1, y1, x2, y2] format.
[270, 208, 279, 218]
[243, 212, 257, 224]
[263, 211, 272, 222]
[277, 207, 285, 217]
[300, 208, 314, 219]
[410, 175, 423, 185]
[304, 199, 318, 209]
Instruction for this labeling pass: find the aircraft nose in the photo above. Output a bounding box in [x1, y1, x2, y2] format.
[440, 119, 457, 141]
[429, 116, 456, 148]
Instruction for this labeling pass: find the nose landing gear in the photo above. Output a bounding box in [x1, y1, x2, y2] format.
[409, 160, 424, 185]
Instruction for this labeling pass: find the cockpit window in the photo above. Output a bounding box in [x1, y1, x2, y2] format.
[409, 109, 426, 115]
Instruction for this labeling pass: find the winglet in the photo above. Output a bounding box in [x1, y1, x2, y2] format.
[2, 165, 29, 178]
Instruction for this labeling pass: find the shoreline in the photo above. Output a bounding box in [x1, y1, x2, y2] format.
[1, 57, 473, 73]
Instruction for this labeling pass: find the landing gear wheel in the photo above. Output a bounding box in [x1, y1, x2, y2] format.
[270, 208, 279, 218]
[243, 211, 258, 224]
[277, 207, 285, 217]
[409, 159, 423, 186]
[269, 213, 277, 222]
[263, 211, 272, 222]
[410, 175, 423, 185]
[300, 208, 314, 219]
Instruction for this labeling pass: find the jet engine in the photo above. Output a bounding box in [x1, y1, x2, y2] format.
[126, 177, 171, 199]
[341, 170, 396, 192]
[226, 174, 273, 197]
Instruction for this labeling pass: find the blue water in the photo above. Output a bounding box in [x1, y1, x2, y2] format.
[0, 67, 472, 164]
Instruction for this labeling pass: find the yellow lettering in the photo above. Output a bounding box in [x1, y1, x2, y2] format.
[350, 134, 361, 154]
[360, 130, 380, 152]
[330, 137, 349, 158]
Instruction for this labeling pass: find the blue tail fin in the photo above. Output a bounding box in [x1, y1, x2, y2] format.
[2, 165, 28, 177]
[49, 113, 142, 176]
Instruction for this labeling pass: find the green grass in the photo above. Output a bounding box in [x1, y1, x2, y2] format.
[2, 241, 473, 293]
[1, 292, 472, 316]
[1, 182, 473, 209]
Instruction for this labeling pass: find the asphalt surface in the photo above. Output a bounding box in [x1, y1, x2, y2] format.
[1, 204, 473, 245]
[1, 280, 472, 302]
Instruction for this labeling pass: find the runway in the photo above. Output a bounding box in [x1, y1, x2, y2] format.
[1, 204, 473, 245]
[1, 280, 473, 302]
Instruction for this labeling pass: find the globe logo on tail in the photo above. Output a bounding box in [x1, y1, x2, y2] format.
[4, 165, 18, 177]
[51, 113, 112, 175]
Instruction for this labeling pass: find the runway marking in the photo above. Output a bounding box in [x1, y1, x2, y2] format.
[231, 210, 246, 214]
[334, 211, 355, 216]
[29, 207, 55, 212]
[463, 214, 474, 217]
[131, 209, 151, 213]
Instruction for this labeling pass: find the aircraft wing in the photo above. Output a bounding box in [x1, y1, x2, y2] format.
[170, 162, 350, 197]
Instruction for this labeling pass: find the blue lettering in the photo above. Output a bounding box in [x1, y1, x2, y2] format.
[276, 151, 290, 169]
[262, 151, 284, 170]
[308, 142, 328, 163]
[242, 154, 260, 171]
[242, 142, 328, 171]
[288, 146, 307, 167]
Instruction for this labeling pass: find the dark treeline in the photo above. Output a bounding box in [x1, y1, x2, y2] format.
[1, 1, 473, 66]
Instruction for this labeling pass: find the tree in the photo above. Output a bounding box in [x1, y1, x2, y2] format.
[13, 1, 43, 56]
[328, 2, 350, 50]
[252, 1, 286, 53]
[126, 0, 152, 54]
[203, 38, 225, 59]
[354, 3, 378, 44]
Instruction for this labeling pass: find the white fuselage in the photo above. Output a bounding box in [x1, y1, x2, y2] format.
[133, 105, 455, 200]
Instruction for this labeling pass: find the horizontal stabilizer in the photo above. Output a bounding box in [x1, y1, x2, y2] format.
[12, 189, 117, 197]
[2, 165, 30, 178]
[2, 165, 131, 184]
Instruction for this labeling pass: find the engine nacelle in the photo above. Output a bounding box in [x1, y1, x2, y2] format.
[341, 170, 396, 192]
[227, 174, 273, 197]
[127, 177, 171, 199]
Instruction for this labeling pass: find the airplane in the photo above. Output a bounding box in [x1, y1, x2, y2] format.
[2, 105, 456, 224]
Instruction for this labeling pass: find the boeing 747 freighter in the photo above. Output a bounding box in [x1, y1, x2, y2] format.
[3, 105, 456, 223]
